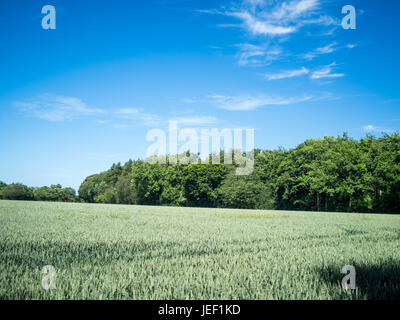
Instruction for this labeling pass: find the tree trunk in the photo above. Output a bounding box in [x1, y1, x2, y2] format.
[349, 195, 352, 211]
[325, 194, 328, 211]
[317, 192, 320, 211]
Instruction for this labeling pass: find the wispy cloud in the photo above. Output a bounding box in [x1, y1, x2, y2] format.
[198, 0, 341, 70]
[310, 62, 345, 79]
[15, 94, 104, 122]
[236, 43, 283, 66]
[209, 94, 312, 111]
[199, 0, 335, 37]
[302, 42, 337, 60]
[15, 95, 161, 127]
[302, 42, 357, 60]
[228, 10, 297, 36]
[363, 125, 379, 132]
[271, 0, 319, 20]
[362, 125, 395, 133]
[264, 67, 309, 80]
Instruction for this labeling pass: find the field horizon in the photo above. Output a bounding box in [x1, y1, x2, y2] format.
[1, 200, 399, 300]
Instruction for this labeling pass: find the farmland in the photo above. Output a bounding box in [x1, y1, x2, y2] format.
[0, 200, 399, 300]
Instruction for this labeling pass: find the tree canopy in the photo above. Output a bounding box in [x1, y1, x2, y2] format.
[2, 133, 400, 214]
[73, 133, 400, 213]
[0, 183, 77, 202]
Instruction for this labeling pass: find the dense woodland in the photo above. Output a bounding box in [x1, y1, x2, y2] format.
[1, 133, 400, 213]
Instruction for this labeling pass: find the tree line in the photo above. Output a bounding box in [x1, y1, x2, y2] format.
[0, 183, 77, 202]
[1, 133, 399, 213]
[77, 133, 400, 214]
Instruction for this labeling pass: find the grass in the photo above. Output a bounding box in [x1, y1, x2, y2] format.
[0, 200, 399, 300]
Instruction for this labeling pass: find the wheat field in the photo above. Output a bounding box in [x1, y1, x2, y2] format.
[0, 200, 399, 300]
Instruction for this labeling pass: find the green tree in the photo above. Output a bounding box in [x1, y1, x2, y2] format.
[74, 133, 400, 213]
[131, 161, 162, 205]
[2, 183, 34, 200]
[373, 134, 400, 213]
[115, 175, 136, 204]
[218, 172, 274, 209]
[0, 181, 7, 199]
[78, 174, 98, 203]
[34, 185, 76, 202]
[182, 164, 227, 207]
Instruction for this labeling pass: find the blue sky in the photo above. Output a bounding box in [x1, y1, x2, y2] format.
[0, 0, 399, 191]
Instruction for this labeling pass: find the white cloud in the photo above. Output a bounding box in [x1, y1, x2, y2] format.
[363, 125, 378, 132]
[264, 67, 309, 80]
[302, 42, 337, 60]
[209, 94, 312, 111]
[362, 125, 395, 133]
[310, 62, 345, 79]
[236, 43, 282, 66]
[298, 14, 338, 28]
[314, 43, 336, 54]
[15, 94, 104, 122]
[228, 11, 297, 36]
[302, 42, 357, 60]
[15, 94, 161, 127]
[272, 0, 319, 20]
[198, 0, 341, 71]
[200, 0, 334, 37]
[197, 0, 345, 76]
